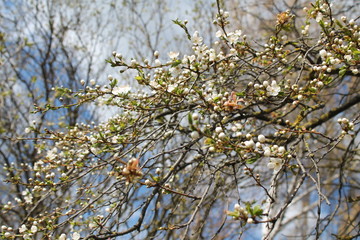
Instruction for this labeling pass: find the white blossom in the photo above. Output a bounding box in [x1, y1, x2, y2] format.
[227, 32, 239, 44]
[19, 224, 27, 233]
[209, 49, 216, 61]
[168, 51, 179, 59]
[30, 225, 38, 233]
[192, 31, 203, 45]
[72, 232, 80, 240]
[316, 12, 323, 22]
[344, 55, 352, 61]
[266, 81, 281, 96]
[149, 80, 160, 88]
[268, 158, 283, 171]
[112, 86, 131, 95]
[167, 84, 177, 92]
[22, 189, 33, 204]
[46, 147, 58, 161]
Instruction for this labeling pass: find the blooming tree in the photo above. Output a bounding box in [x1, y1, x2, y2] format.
[0, 0, 179, 238]
[1, 0, 360, 239]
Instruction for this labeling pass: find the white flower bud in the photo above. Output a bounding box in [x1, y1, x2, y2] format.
[247, 218, 254, 224]
[30, 225, 38, 233]
[244, 140, 255, 148]
[191, 131, 200, 139]
[4, 232, 11, 238]
[258, 135, 266, 143]
[215, 127, 222, 133]
[59, 233, 67, 240]
[278, 146, 285, 154]
[264, 147, 271, 157]
[145, 179, 152, 186]
[218, 132, 226, 139]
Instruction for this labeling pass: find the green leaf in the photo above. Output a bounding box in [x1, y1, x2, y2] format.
[318, 20, 325, 30]
[171, 60, 181, 67]
[309, 87, 317, 93]
[253, 205, 263, 216]
[150, 174, 160, 182]
[213, 96, 220, 102]
[335, 20, 344, 28]
[245, 202, 253, 215]
[236, 91, 246, 97]
[188, 113, 193, 125]
[339, 68, 347, 78]
[226, 211, 239, 218]
[246, 157, 258, 164]
[204, 138, 215, 145]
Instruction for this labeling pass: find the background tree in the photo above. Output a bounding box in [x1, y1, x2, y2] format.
[1, 0, 359, 239]
[0, 0, 179, 237]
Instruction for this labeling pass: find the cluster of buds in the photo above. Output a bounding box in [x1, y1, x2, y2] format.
[337, 118, 355, 133]
[213, 9, 230, 27]
[227, 203, 264, 225]
[227, 203, 249, 221]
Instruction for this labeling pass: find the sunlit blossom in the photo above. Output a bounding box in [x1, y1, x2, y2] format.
[22, 189, 33, 204]
[30, 225, 38, 233]
[168, 51, 179, 59]
[59, 234, 67, 240]
[72, 232, 80, 240]
[19, 224, 27, 233]
[266, 81, 281, 96]
[192, 31, 203, 45]
[112, 86, 131, 95]
[268, 158, 283, 171]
